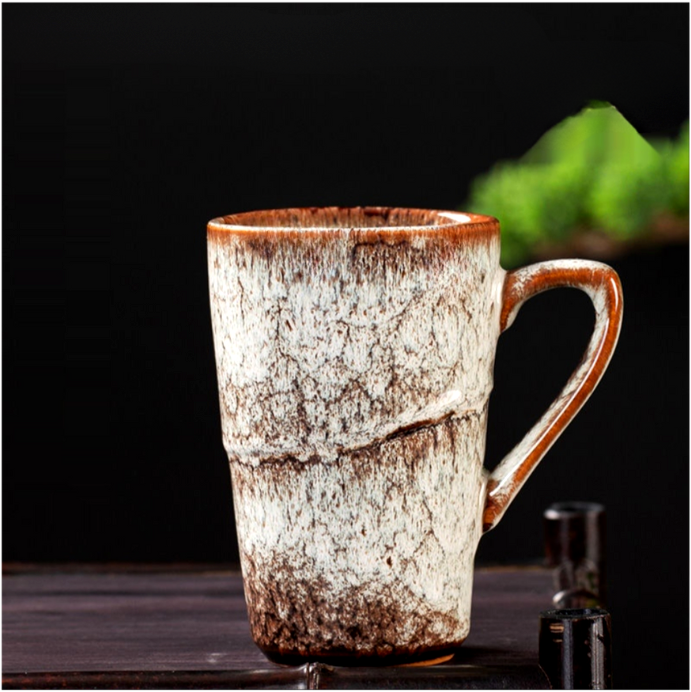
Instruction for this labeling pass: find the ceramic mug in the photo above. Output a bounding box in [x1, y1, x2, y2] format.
[207, 207, 623, 666]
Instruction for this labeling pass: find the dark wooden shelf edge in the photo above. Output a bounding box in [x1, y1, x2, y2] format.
[2, 663, 550, 690]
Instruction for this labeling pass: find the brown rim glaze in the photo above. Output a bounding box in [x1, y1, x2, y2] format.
[207, 206, 498, 240]
[483, 261, 623, 532]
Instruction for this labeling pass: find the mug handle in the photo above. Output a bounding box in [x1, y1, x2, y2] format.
[482, 259, 623, 533]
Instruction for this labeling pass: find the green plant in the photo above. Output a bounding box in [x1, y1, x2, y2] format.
[465, 103, 689, 267]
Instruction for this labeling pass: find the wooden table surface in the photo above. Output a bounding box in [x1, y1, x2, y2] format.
[3, 565, 553, 689]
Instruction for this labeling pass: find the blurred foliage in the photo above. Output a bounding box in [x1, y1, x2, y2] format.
[465, 103, 689, 267]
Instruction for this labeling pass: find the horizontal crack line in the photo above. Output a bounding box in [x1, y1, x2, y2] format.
[229, 408, 483, 467]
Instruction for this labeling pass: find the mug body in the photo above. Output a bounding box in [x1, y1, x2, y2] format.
[207, 207, 503, 664]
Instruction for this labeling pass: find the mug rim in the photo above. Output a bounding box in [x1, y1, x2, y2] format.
[208, 206, 498, 234]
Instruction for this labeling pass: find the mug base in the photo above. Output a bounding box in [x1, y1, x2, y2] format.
[399, 653, 455, 667]
[260, 643, 463, 668]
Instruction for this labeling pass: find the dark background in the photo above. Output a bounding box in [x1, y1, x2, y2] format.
[3, 4, 689, 689]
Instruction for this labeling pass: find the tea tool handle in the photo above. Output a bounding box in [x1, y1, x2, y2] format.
[482, 260, 623, 533]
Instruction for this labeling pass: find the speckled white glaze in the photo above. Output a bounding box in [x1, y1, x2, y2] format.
[208, 228, 501, 465]
[206, 207, 623, 663]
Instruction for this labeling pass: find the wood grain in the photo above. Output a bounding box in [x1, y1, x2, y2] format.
[3, 565, 552, 688]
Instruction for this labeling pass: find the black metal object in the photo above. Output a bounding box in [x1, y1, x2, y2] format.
[539, 608, 612, 689]
[544, 502, 606, 608]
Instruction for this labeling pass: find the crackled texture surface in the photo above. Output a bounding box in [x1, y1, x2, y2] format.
[207, 207, 503, 661]
[208, 208, 502, 464]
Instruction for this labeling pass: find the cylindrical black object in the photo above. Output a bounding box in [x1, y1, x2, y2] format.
[539, 608, 612, 689]
[544, 502, 606, 608]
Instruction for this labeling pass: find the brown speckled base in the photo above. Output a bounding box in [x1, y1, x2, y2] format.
[231, 412, 485, 661]
[260, 644, 463, 667]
